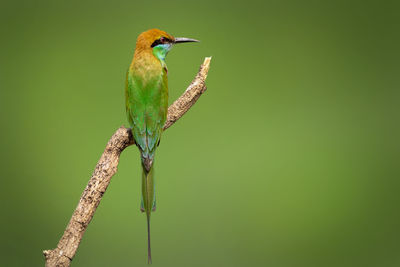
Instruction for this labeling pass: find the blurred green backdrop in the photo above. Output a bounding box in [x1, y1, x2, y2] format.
[1, 0, 399, 266]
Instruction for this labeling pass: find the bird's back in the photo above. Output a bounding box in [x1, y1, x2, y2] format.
[125, 52, 168, 169]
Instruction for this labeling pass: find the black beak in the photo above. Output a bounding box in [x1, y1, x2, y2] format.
[174, 37, 200, 44]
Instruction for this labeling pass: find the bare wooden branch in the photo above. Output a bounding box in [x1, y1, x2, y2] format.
[164, 56, 211, 130]
[43, 57, 211, 267]
[43, 127, 134, 267]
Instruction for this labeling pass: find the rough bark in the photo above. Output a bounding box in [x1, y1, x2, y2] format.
[43, 57, 211, 267]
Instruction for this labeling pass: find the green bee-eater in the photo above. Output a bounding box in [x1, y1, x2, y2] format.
[125, 29, 199, 263]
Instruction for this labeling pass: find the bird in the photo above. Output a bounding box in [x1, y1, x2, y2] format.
[125, 29, 199, 264]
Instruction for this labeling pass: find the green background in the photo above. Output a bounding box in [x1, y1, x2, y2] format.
[1, 0, 399, 266]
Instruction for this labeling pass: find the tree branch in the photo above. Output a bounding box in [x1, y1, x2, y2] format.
[43, 57, 211, 267]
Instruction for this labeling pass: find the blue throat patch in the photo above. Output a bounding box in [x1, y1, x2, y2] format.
[152, 44, 172, 62]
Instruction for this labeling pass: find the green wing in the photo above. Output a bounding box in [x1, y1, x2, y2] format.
[125, 69, 168, 163]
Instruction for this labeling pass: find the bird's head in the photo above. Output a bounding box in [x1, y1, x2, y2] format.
[135, 29, 199, 61]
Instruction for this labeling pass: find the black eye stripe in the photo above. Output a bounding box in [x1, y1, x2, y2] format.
[151, 39, 162, 47]
[151, 37, 172, 47]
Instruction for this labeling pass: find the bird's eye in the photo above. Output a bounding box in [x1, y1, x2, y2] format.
[151, 37, 168, 47]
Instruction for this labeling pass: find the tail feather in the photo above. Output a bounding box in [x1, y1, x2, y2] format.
[141, 156, 155, 264]
[147, 214, 152, 264]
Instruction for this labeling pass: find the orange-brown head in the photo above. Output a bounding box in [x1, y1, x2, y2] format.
[134, 28, 199, 58]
